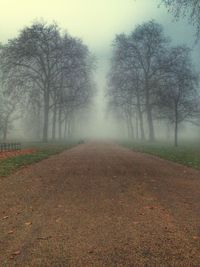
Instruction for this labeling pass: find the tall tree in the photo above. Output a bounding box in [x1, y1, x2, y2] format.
[157, 45, 199, 146]
[0, 22, 95, 142]
[1, 22, 62, 141]
[130, 21, 169, 141]
[108, 20, 199, 144]
[108, 21, 170, 141]
[108, 33, 145, 140]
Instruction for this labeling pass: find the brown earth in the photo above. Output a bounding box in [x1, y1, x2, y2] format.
[0, 142, 200, 266]
[0, 149, 36, 160]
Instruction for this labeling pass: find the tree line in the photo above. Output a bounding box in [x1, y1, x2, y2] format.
[0, 22, 95, 142]
[107, 20, 200, 146]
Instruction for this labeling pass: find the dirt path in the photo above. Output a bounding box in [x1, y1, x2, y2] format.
[0, 142, 200, 266]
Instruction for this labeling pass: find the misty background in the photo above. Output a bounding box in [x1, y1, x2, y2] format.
[1, 0, 199, 141]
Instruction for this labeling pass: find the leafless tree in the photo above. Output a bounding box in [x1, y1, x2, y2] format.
[108, 20, 199, 144]
[1, 22, 62, 141]
[107, 33, 144, 140]
[0, 70, 25, 141]
[0, 22, 95, 142]
[108, 21, 170, 141]
[157, 45, 199, 146]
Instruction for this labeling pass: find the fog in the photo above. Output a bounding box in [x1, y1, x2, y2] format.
[1, 0, 200, 143]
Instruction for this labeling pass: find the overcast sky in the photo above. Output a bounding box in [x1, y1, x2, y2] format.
[1, 0, 199, 137]
[1, 0, 198, 69]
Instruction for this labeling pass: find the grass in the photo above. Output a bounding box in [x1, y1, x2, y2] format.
[122, 140, 200, 170]
[0, 141, 77, 177]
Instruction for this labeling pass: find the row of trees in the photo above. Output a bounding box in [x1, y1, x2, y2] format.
[0, 22, 95, 142]
[107, 20, 199, 146]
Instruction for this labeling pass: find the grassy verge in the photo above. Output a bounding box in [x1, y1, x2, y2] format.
[122, 141, 200, 170]
[0, 141, 77, 177]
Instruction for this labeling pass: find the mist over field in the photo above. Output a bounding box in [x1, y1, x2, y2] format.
[0, 0, 200, 145]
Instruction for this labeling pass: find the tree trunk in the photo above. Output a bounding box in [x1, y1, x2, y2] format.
[174, 105, 178, 147]
[68, 119, 72, 137]
[126, 113, 131, 139]
[32, 103, 41, 140]
[3, 121, 8, 141]
[129, 116, 135, 140]
[136, 94, 145, 141]
[52, 105, 57, 141]
[36, 107, 41, 141]
[43, 90, 50, 142]
[58, 105, 62, 141]
[137, 101, 145, 141]
[127, 122, 131, 139]
[146, 105, 155, 142]
[138, 110, 145, 141]
[166, 122, 170, 141]
[145, 79, 155, 142]
[136, 113, 139, 140]
[63, 111, 69, 140]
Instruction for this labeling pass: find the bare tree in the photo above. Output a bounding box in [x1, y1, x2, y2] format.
[107, 33, 143, 140]
[0, 22, 95, 142]
[108, 21, 170, 141]
[52, 35, 95, 141]
[130, 21, 170, 141]
[1, 22, 63, 142]
[157, 45, 199, 146]
[0, 74, 25, 141]
[108, 20, 199, 144]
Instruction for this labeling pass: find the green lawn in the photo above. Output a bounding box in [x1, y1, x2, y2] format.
[122, 141, 200, 170]
[0, 141, 77, 177]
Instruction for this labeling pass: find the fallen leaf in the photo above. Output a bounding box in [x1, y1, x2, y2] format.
[11, 250, 21, 257]
[150, 206, 155, 210]
[2, 216, 9, 220]
[193, 236, 200, 240]
[144, 206, 157, 210]
[25, 222, 32, 226]
[56, 218, 61, 223]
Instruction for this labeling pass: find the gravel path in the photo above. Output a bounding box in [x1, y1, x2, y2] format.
[0, 142, 200, 266]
